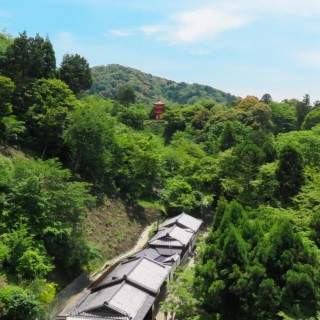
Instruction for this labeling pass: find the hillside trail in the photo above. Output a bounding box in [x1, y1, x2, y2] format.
[57, 223, 154, 318]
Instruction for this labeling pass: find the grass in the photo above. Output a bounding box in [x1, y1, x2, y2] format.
[82, 196, 162, 260]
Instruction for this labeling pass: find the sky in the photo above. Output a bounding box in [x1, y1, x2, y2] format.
[1, 0, 320, 102]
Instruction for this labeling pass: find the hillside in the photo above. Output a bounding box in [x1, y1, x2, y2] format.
[89, 64, 237, 105]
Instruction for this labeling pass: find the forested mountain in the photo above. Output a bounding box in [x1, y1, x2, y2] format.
[2, 30, 320, 320]
[89, 64, 237, 105]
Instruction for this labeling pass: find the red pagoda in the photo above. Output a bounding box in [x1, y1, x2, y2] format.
[154, 101, 165, 120]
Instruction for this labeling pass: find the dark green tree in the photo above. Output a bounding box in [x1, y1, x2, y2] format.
[116, 85, 136, 106]
[260, 93, 272, 104]
[302, 94, 311, 107]
[2, 32, 56, 83]
[0, 286, 39, 320]
[275, 145, 304, 204]
[63, 104, 117, 190]
[219, 121, 236, 151]
[2, 31, 29, 82]
[58, 53, 92, 95]
[295, 101, 311, 130]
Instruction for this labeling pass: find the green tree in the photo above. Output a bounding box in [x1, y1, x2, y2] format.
[295, 100, 311, 130]
[2, 32, 56, 83]
[22, 78, 77, 157]
[260, 93, 272, 104]
[302, 106, 320, 130]
[116, 85, 136, 106]
[161, 267, 200, 319]
[276, 145, 304, 204]
[16, 248, 54, 279]
[219, 121, 237, 151]
[117, 104, 147, 129]
[0, 286, 39, 320]
[63, 104, 117, 191]
[115, 128, 164, 199]
[281, 270, 318, 318]
[270, 102, 296, 135]
[251, 162, 278, 206]
[58, 53, 92, 95]
[0, 76, 25, 144]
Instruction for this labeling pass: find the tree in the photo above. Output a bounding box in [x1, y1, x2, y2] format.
[295, 100, 311, 130]
[270, 102, 296, 135]
[302, 106, 320, 130]
[16, 248, 54, 279]
[302, 94, 311, 108]
[19, 78, 77, 157]
[117, 105, 147, 130]
[2, 32, 56, 83]
[313, 100, 320, 108]
[58, 53, 92, 95]
[115, 128, 164, 199]
[260, 93, 272, 104]
[63, 104, 117, 190]
[161, 267, 200, 319]
[116, 85, 136, 106]
[0, 286, 39, 320]
[219, 121, 237, 151]
[2, 31, 29, 82]
[276, 145, 304, 204]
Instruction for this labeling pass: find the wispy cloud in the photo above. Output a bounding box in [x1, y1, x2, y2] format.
[140, 6, 250, 44]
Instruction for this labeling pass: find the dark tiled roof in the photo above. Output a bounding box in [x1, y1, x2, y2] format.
[75, 281, 155, 320]
[154, 247, 182, 256]
[148, 225, 194, 247]
[159, 212, 203, 232]
[94, 256, 169, 293]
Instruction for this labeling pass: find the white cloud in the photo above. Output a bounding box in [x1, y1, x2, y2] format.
[140, 6, 250, 44]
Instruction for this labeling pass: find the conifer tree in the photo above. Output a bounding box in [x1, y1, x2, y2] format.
[276, 145, 304, 204]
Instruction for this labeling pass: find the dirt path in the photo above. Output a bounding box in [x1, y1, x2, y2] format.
[57, 224, 154, 319]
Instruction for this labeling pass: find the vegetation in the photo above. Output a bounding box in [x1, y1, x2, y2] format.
[89, 64, 237, 105]
[2, 30, 320, 319]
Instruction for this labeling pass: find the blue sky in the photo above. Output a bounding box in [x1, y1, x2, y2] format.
[1, 0, 320, 102]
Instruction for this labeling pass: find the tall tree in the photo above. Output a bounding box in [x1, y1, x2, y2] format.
[58, 53, 92, 95]
[116, 85, 136, 106]
[260, 93, 272, 104]
[276, 145, 304, 204]
[2, 32, 56, 83]
[219, 121, 237, 151]
[63, 104, 117, 191]
[2, 31, 29, 82]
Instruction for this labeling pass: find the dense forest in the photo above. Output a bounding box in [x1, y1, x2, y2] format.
[1, 30, 320, 319]
[89, 64, 237, 105]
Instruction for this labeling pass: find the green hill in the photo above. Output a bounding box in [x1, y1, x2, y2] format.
[89, 64, 237, 105]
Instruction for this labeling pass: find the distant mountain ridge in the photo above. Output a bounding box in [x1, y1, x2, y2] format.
[89, 64, 237, 105]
